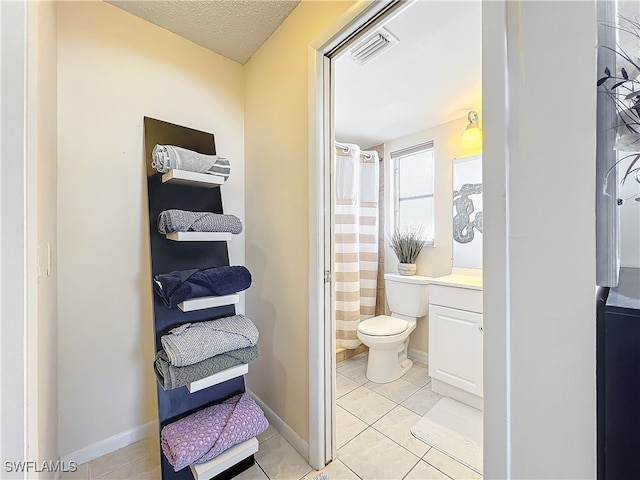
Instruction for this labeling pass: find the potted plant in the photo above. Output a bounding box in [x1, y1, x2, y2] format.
[390, 227, 427, 276]
[597, 15, 640, 204]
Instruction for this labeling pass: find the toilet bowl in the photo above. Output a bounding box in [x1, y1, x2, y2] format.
[357, 315, 415, 383]
[357, 273, 431, 383]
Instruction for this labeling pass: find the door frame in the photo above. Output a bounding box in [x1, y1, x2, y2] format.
[307, 0, 422, 469]
[308, 0, 513, 474]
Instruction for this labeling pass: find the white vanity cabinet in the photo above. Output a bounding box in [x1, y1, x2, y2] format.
[428, 275, 483, 410]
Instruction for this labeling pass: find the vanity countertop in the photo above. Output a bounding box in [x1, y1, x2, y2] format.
[607, 267, 640, 314]
[429, 274, 483, 290]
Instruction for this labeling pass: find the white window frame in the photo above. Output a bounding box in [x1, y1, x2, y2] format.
[391, 141, 435, 244]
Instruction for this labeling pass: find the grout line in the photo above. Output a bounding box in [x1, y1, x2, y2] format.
[336, 372, 368, 387]
[336, 385, 399, 426]
[260, 432, 282, 447]
[333, 367, 470, 480]
[422, 458, 455, 480]
[335, 374, 360, 399]
[369, 422, 426, 461]
[340, 418, 422, 480]
[422, 450, 461, 480]
[255, 461, 270, 479]
[399, 457, 423, 480]
[89, 441, 152, 479]
[260, 431, 313, 480]
[336, 457, 364, 480]
[92, 451, 159, 480]
[431, 447, 483, 477]
[259, 428, 278, 444]
[421, 446, 432, 459]
[336, 425, 371, 451]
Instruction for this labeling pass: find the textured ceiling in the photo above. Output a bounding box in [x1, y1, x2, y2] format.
[108, 0, 301, 64]
[335, 1, 482, 148]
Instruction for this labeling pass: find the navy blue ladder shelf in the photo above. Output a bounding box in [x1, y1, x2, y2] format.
[143, 117, 255, 480]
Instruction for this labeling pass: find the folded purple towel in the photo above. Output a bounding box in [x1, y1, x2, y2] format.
[161, 393, 268, 471]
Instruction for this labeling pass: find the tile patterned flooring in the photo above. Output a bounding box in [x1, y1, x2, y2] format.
[62, 353, 481, 480]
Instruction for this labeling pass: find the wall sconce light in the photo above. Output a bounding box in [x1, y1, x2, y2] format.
[461, 110, 482, 149]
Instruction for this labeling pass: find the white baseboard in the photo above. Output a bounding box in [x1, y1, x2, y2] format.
[247, 390, 309, 461]
[59, 420, 158, 468]
[408, 348, 429, 365]
[58, 395, 309, 473]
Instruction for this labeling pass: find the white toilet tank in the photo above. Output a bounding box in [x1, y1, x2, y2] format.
[384, 273, 431, 318]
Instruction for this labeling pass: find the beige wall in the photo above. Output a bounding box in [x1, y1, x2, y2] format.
[57, 1, 245, 456]
[244, 0, 353, 443]
[31, 1, 59, 474]
[383, 117, 482, 354]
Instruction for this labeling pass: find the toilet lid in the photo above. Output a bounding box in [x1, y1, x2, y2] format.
[358, 315, 409, 336]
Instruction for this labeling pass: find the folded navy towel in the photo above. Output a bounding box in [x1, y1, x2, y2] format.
[153, 266, 251, 309]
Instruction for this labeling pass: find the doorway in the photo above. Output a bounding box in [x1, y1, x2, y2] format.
[308, 1, 485, 476]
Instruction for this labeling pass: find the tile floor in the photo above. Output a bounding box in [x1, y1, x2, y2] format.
[62, 353, 482, 480]
[334, 353, 482, 480]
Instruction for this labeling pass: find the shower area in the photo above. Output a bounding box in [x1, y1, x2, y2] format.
[334, 142, 387, 361]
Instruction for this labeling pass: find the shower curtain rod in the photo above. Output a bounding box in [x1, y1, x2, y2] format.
[335, 142, 375, 160]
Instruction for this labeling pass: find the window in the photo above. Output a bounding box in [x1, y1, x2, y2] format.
[391, 142, 435, 243]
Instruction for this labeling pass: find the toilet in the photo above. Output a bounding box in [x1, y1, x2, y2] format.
[357, 273, 431, 383]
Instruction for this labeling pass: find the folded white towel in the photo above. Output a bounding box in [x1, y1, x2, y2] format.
[152, 144, 230, 181]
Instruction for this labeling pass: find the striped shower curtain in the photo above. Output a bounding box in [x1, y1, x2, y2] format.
[335, 143, 380, 349]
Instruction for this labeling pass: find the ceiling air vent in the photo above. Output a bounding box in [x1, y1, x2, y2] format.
[349, 27, 398, 66]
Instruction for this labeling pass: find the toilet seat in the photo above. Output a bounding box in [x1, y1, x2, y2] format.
[358, 315, 409, 336]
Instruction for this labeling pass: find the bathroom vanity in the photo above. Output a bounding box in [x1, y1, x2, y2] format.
[597, 268, 640, 479]
[428, 273, 483, 410]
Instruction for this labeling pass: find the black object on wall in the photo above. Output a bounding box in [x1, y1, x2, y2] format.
[597, 267, 640, 479]
[143, 117, 252, 480]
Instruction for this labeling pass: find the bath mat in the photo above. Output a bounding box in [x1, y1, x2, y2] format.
[410, 397, 483, 474]
[305, 474, 330, 480]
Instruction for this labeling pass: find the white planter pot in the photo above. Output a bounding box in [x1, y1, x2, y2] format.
[398, 263, 417, 276]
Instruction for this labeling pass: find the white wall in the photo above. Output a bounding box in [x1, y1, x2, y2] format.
[620, 171, 640, 268]
[29, 0, 59, 475]
[618, 0, 640, 269]
[483, 1, 596, 478]
[383, 117, 481, 353]
[1, 0, 29, 473]
[57, 1, 245, 458]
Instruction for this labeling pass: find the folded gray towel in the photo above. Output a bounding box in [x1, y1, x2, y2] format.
[158, 210, 242, 235]
[152, 144, 230, 181]
[154, 345, 259, 390]
[161, 315, 259, 367]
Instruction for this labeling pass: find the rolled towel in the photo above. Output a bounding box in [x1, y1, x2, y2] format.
[161, 393, 268, 471]
[158, 210, 242, 235]
[152, 144, 231, 181]
[154, 345, 259, 390]
[153, 265, 251, 309]
[161, 314, 259, 367]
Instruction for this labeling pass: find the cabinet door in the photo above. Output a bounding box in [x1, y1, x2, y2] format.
[429, 305, 483, 397]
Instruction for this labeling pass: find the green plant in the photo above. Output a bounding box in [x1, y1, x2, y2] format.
[390, 227, 426, 264]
